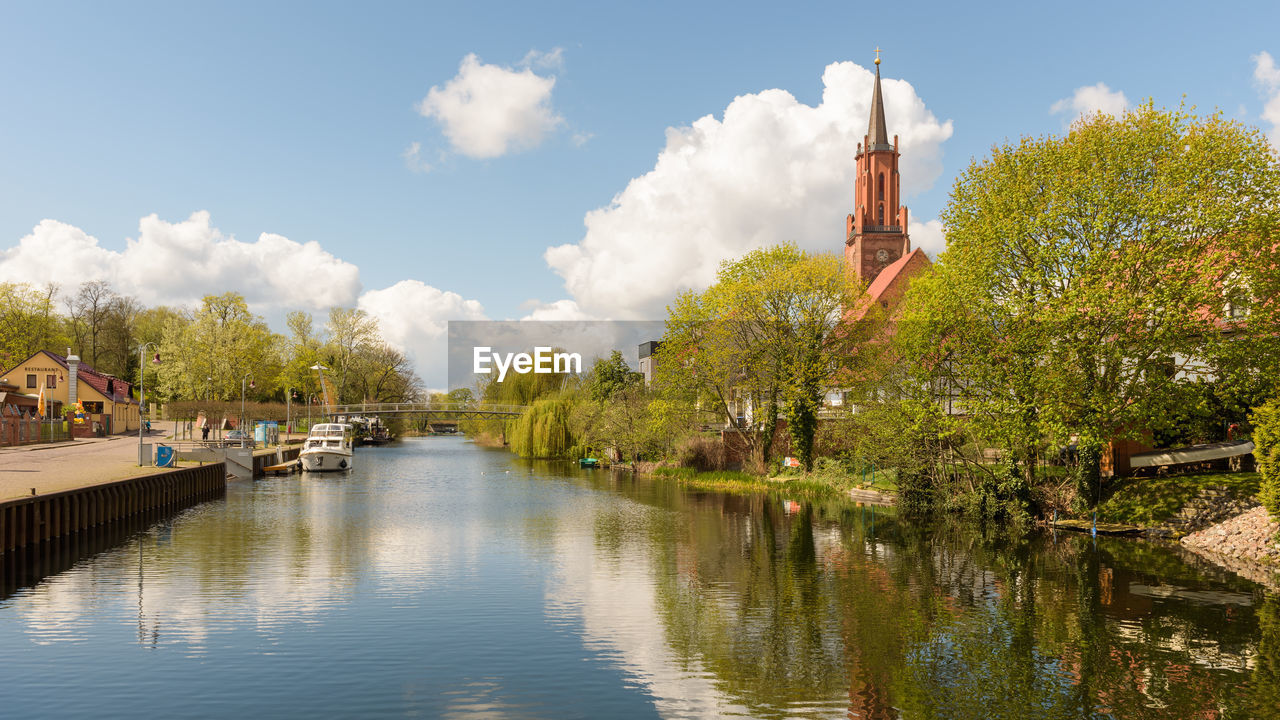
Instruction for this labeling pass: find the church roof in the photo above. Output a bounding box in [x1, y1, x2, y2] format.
[851, 248, 929, 321]
[867, 64, 891, 151]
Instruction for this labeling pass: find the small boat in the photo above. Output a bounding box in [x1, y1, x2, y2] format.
[300, 423, 354, 472]
[579, 458, 600, 468]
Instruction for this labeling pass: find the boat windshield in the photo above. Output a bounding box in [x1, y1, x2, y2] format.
[306, 424, 350, 439]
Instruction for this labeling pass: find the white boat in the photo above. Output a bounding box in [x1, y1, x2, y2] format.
[299, 423, 354, 472]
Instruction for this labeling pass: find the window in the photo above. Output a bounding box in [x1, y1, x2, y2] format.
[26, 374, 37, 388]
[83, 401, 104, 414]
[878, 204, 885, 226]
[47, 374, 56, 388]
[877, 173, 885, 202]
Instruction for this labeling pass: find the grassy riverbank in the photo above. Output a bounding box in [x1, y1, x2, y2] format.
[648, 465, 893, 501]
[1097, 471, 1261, 527]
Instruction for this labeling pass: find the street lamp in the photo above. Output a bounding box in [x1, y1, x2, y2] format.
[307, 393, 318, 430]
[285, 387, 295, 445]
[137, 342, 160, 466]
[240, 373, 254, 447]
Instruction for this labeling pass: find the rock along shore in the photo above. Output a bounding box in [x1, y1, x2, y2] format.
[1180, 505, 1280, 589]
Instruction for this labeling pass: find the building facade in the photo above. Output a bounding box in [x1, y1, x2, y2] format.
[0, 350, 139, 435]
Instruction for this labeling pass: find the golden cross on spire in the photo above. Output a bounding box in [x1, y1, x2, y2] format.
[874, 47, 881, 66]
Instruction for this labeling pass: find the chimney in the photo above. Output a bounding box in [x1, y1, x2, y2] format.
[68, 355, 79, 407]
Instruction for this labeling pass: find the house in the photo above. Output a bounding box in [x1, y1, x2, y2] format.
[0, 350, 140, 436]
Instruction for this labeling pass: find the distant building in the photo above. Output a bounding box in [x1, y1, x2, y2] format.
[0, 350, 139, 435]
[638, 340, 662, 387]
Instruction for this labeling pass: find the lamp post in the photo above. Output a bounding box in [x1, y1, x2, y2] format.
[240, 373, 254, 448]
[310, 364, 329, 403]
[285, 387, 294, 445]
[307, 393, 317, 430]
[137, 342, 160, 466]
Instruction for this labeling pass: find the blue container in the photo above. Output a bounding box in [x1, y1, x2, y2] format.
[156, 445, 176, 468]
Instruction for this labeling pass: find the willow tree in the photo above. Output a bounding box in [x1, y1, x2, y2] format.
[901, 103, 1280, 503]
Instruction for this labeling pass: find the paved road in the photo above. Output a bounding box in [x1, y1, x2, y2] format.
[0, 433, 167, 502]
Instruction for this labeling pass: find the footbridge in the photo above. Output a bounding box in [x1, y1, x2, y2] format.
[321, 402, 526, 419]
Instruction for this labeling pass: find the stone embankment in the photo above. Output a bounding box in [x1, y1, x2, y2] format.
[1180, 506, 1280, 588]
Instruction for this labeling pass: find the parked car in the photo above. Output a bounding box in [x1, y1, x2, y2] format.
[226, 430, 249, 441]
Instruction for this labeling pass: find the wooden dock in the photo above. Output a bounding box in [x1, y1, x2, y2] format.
[1051, 518, 1144, 536]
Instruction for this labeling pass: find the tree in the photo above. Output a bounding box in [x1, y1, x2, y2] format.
[324, 307, 378, 402]
[573, 351, 654, 462]
[156, 293, 279, 402]
[279, 310, 324, 400]
[0, 282, 68, 368]
[657, 244, 871, 471]
[900, 103, 1280, 506]
[65, 280, 116, 370]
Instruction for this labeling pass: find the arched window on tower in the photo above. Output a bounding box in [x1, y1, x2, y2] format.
[878, 204, 884, 226]
[877, 173, 885, 202]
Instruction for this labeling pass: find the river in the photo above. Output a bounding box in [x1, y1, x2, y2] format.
[0, 437, 1276, 718]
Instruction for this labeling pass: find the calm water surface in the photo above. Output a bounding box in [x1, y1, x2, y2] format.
[1, 437, 1277, 718]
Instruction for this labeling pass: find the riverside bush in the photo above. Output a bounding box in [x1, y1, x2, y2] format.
[1253, 400, 1280, 518]
[676, 435, 727, 472]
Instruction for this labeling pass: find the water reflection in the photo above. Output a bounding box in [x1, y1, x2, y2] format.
[539, 463, 1277, 718]
[0, 439, 1276, 718]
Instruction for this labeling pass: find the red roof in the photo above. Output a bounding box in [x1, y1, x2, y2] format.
[39, 351, 136, 405]
[850, 248, 930, 321]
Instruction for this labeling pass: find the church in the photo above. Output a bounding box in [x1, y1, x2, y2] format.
[844, 54, 930, 317]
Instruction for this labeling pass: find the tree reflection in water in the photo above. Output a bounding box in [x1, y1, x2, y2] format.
[589, 473, 1279, 719]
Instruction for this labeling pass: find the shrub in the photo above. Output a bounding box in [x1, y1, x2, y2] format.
[962, 463, 1033, 526]
[676, 434, 727, 472]
[896, 470, 934, 515]
[1252, 400, 1280, 518]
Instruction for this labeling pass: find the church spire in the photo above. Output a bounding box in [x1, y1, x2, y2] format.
[867, 49, 890, 150]
[845, 46, 910, 286]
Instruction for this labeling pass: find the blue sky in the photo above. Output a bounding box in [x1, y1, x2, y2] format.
[2, 1, 1279, 384]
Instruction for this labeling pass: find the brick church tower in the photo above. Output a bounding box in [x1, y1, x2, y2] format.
[845, 53, 911, 286]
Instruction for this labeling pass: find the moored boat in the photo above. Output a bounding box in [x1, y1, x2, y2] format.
[300, 423, 354, 472]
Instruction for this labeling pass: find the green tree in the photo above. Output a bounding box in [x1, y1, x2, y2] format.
[901, 103, 1280, 506]
[573, 351, 654, 462]
[323, 307, 377, 403]
[279, 310, 324, 400]
[657, 244, 870, 471]
[0, 282, 67, 368]
[156, 293, 279, 402]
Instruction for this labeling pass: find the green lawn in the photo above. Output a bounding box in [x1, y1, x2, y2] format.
[650, 466, 857, 499]
[1096, 471, 1260, 527]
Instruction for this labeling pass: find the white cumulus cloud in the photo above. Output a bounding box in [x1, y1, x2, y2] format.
[544, 61, 953, 319]
[1050, 82, 1129, 125]
[519, 298, 592, 321]
[417, 52, 563, 159]
[358, 279, 488, 388]
[1253, 51, 1280, 150]
[909, 218, 946, 258]
[0, 211, 361, 311]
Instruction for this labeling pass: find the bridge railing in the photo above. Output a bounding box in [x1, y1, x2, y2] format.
[322, 402, 526, 417]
